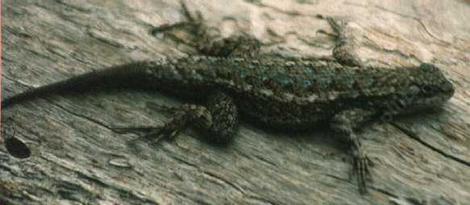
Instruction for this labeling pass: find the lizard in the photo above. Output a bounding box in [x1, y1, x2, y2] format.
[1, 2, 455, 194]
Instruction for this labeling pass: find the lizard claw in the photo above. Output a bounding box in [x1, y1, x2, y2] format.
[111, 105, 195, 145]
[150, 1, 204, 37]
[352, 149, 372, 194]
[111, 126, 160, 135]
[113, 125, 181, 147]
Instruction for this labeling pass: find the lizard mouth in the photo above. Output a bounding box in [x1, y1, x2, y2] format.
[416, 80, 455, 108]
[442, 80, 455, 98]
[398, 84, 454, 115]
[412, 93, 453, 112]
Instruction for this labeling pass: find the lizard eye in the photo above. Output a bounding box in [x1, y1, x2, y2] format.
[421, 85, 437, 95]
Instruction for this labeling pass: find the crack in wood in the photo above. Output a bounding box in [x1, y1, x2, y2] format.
[392, 123, 470, 167]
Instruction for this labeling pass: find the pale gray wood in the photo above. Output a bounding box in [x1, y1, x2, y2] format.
[1, 0, 469, 204]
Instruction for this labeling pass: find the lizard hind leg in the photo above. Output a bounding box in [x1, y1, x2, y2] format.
[112, 91, 239, 145]
[112, 104, 213, 144]
[152, 1, 261, 57]
[202, 91, 239, 144]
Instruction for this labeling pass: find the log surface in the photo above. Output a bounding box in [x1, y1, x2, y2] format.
[1, 0, 469, 204]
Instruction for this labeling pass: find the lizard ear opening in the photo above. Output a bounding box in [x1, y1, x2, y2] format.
[5, 137, 31, 159]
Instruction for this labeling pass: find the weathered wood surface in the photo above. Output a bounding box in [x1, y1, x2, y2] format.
[1, 0, 469, 204]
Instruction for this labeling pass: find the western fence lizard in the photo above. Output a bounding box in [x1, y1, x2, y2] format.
[1, 2, 455, 194]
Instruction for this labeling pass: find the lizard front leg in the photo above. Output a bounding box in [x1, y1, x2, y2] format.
[113, 91, 239, 144]
[317, 16, 363, 67]
[152, 1, 261, 58]
[330, 108, 375, 194]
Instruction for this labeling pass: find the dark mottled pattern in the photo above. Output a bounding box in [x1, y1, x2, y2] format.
[139, 56, 454, 128]
[3, 56, 454, 128]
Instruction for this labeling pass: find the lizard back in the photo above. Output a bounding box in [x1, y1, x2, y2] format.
[3, 56, 454, 129]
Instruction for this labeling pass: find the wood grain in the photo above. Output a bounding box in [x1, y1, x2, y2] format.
[1, 0, 469, 204]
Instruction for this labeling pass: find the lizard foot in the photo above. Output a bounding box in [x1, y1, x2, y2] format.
[151, 1, 261, 57]
[113, 91, 238, 146]
[112, 126, 177, 143]
[352, 149, 372, 194]
[151, 1, 204, 35]
[112, 104, 213, 145]
[151, 1, 209, 48]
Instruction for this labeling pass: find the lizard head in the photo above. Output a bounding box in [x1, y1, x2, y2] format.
[396, 63, 454, 113]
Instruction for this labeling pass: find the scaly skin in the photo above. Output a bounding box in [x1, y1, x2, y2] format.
[3, 56, 454, 127]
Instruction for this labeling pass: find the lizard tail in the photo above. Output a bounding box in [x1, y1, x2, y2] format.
[2, 62, 153, 109]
